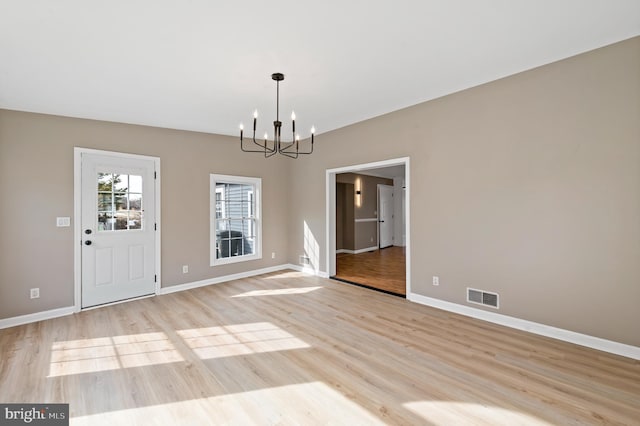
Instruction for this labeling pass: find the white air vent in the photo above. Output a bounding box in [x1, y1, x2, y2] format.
[467, 288, 499, 309]
[299, 255, 311, 266]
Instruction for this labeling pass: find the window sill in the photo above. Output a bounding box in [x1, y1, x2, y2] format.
[211, 253, 262, 267]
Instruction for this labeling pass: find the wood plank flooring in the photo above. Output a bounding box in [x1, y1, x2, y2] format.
[1, 270, 639, 425]
[335, 246, 406, 295]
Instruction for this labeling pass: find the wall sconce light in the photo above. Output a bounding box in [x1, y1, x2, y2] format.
[355, 177, 362, 207]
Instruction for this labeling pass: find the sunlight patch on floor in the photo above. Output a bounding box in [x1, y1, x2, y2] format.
[231, 286, 322, 297]
[177, 322, 310, 360]
[304, 220, 320, 273]
[70, 382, 384, 425]
[262, 270, 308, 279]
[49, 332, 184, 377]
[403, 401, 552, 425]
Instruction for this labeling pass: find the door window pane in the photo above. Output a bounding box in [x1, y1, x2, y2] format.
[98, 193, 113, 212]
[128, 211, 142, 230]
[113, 175, 128, 193]
[98, 173, 113, 192]
[115, 195, 128, 210]
[114, 211, 128, 230]
[98, 212, 115, 231]
[97, 173, 143, 232]
[129, 175, 143, 193]
[129, 194, 142, 211]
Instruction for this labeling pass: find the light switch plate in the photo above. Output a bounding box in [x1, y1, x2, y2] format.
[56, 217, 71, 227]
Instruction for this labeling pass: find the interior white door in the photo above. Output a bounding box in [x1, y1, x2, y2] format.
[81, 153, 156, 308]
[378, 184, 394, 248]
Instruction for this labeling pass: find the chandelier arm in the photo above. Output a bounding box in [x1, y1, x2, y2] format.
[278, 140, 296, 151]
[280, 138, 314, 155]
[253, 139, 276, 153]
[264, 146, 278, 158]
[242, 140, 275, 153]
[241, 138, 272, 153]
[297, 135, 315, 154]
[240, 122, 277, 153]
[252, 129, 276, 153]
[279, 141, 299, 157]
[297, 141, 314, 155]
[279, 150, 299, 159]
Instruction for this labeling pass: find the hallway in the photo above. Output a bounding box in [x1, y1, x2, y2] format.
[334, 246, 406, 296]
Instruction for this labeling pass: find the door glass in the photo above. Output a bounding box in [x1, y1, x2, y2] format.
[97, 173, 143, 231]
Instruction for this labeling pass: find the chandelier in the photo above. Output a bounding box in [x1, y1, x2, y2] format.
[240, 72, 315, 159]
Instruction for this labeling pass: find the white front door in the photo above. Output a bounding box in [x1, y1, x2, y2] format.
[378, 184, 394, 249]
[81, 152, 157, 308]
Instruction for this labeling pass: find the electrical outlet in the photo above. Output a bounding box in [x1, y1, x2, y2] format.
[432, 276, 439, 286]
[182, 265, 189, 274]
[271, 252, 276, 259]
[30, 288, 40, 299]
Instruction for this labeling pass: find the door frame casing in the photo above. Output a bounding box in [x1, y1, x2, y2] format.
[377, 184, 394, 249]
[73, 147, 161, 312]
[326, 157, 410, 294]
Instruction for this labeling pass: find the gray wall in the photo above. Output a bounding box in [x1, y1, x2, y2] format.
[1, 36, 638, 348]
[288, 37, 640, 347]
[0, 111, 290, 319]
[335, 183, 355, 251]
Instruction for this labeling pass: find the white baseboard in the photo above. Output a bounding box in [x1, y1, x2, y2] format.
[0, 306, 75, 330]
[159, 264, 293, 295]
[355, 246, 378, 254]
[408, 292, 640, 361]
[287, 263, 330, 278]
[335, 247, 378, 255]
[0, 265, 329, 329]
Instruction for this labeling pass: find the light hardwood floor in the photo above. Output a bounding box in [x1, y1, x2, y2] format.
[1, 270, 638, 425]
[335, 246, 406, 295]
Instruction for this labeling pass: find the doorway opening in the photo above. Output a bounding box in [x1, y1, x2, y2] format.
[326, 158, 410, 296]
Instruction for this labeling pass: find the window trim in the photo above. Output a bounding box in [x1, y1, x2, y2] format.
[215, 186, 225, 220]
[210, 174, 262, 266]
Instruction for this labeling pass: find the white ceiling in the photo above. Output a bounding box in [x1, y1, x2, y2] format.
[1, 1, 639, 139]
